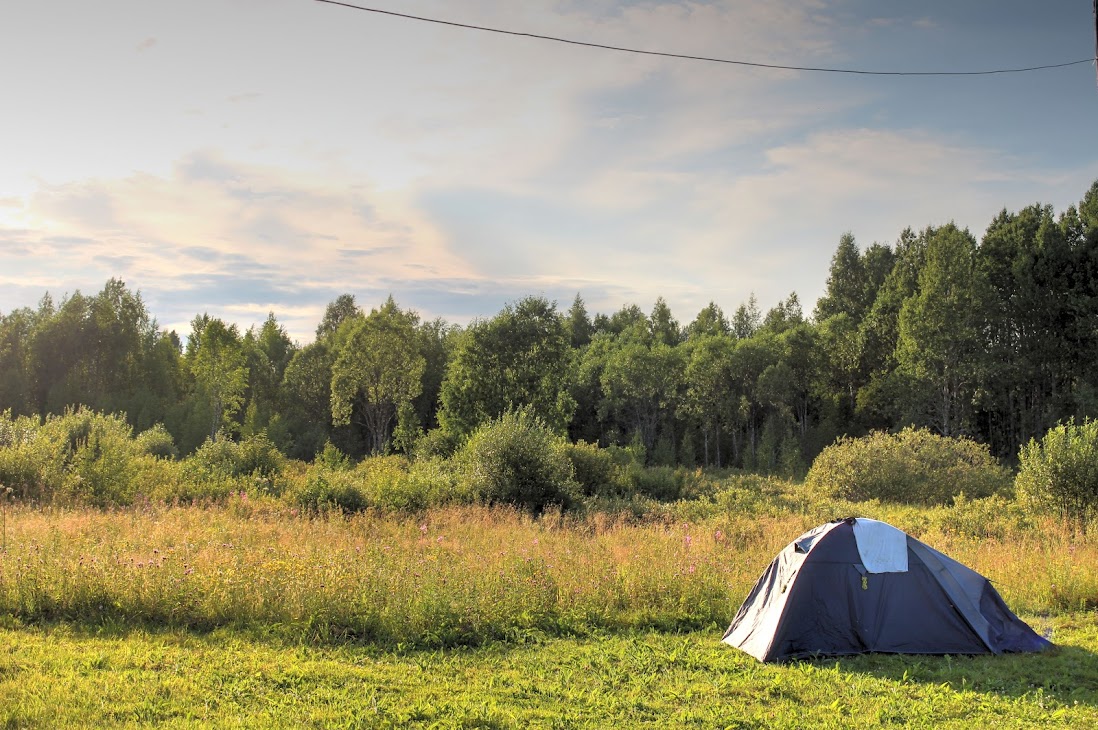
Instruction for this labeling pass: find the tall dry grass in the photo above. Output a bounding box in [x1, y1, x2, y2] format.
[1, 494, 1093, 647]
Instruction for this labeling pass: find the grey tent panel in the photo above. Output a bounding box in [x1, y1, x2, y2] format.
[723, 518, 1052, 662]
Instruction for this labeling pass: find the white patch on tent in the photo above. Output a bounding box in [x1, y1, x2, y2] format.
[852, 518, 908, 573]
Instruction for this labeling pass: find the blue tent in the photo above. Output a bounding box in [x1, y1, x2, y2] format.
[723, 517, 1052, 662]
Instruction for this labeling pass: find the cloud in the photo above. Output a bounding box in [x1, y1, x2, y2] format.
[3, 0, 1096, 343]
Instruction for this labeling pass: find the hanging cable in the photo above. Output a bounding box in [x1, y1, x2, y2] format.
[314, 0, 1096, 77]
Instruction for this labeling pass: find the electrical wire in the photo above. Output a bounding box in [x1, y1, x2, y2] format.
[314, 0, 1097, 77]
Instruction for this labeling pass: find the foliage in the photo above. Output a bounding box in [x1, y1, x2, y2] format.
[187, 315, 248, 441]
[563, 439, 617, 495]
[438, 296, 576, 438]
[896, 224, 990, 436]
[412, 427, 462, 460]
[0, 408, 142, 505]
[805, 427, 1010, 505]
[1017, 419, 1098, 534]
[456, 409, 581, 512]
[134, 423, 178, 459]
[4, 178, 1098, 468]
[186, 431, 285, 484]
[330, 297, 426, 455]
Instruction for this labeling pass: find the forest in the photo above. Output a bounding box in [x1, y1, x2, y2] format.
[1, 179, 1097, 472]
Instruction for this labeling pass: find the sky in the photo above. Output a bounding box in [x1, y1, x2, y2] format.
[2, 0, 1097, 344]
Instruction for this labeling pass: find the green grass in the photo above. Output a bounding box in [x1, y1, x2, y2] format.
[2, 616, 1097, 728]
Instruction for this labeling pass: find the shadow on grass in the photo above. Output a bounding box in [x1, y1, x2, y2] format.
[813, 644, 1098, 708]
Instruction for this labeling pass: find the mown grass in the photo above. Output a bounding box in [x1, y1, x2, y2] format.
[2, 617, 1098, 728]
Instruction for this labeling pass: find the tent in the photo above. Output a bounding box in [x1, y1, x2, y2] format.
[723, 517, 1052, 662]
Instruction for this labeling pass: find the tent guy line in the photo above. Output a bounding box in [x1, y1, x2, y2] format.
[313, 0, 1096, 77]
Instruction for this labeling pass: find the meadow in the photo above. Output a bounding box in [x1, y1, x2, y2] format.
[3, 476, 1098, 727]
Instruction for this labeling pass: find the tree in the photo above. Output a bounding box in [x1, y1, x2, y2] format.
[439, 296, 575, 437]
[814, 232, 866, 322]
[602, 303, 648, 339]
[686, 302, 730, 339]
[896, 224, 989, 436]
[761, 292, 804, 334]
[316, 294, 359, 341]
[816, 313, 862, 418]
[731, 294, 761, 340]
[242, 313, 296, 436]
[280, 341, 335, 458]
[683, 334, 735, 466]
[649, 297, 682, 346]
[601, 339, 684, 456]
[330, 297, 425, 454]
[188, 315, 247, 440]
[413, 317, 458, 433]
[564, 294, 593, 348]
[0, 307, 39, 415]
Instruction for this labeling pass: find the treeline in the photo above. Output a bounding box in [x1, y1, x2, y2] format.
[1, 180, 1097, 469]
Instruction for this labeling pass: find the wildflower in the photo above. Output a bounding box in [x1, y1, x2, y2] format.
[419, 524, 428, 535]
[714, 530, 724, 542]
[688, 564, 696, 574]
[437, 536, 444, 543]
[683, 535, 693, 548]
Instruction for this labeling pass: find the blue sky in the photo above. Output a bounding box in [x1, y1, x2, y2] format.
[2, 0, 1096, 342]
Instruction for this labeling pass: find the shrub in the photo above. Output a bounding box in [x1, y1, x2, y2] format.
[316, 441, 351, 471]
[235, 431, 284, 479]
[0, 408, 142, 505]
[456, 409, 580, 513]
[935, 494, 1034, 540]
[135, 424, 179, 459]
[615, 463, 683, 501]
[414, 428, 462, 460]
[1016, 419, 1098, 535]
[805, 427, 1010, 505]
[563, 441, 616, 496]
[288, 467, 369, 512]
[186, 431, 284, 481]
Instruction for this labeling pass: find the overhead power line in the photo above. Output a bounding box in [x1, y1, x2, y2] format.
[314, 0, 1096, 77]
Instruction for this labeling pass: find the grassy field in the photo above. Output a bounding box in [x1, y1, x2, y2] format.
[2, 618, 1098, 728]
[2, 483, 1097, 727]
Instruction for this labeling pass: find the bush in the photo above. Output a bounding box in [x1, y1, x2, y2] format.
[414, 428, 463, 460]
[0, 408, 141, 505]
[135, 424, 179, 459]
[1016, 419, 1098, 535]
[563, 441, 616, 496]
[288, 467, 369, 512]
[456, 410, 580, 512]
[614, 463, 683, 501]
[805, 427, 1010, 505]
[186, 431, 284, 481]
[316, 441, 351, 471]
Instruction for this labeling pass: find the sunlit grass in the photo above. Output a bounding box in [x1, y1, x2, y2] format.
[1, 490, 1096, 647]
[2, 618, 1097, 728]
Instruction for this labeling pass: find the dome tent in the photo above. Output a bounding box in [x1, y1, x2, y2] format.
[723, 517, 1052, 662]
